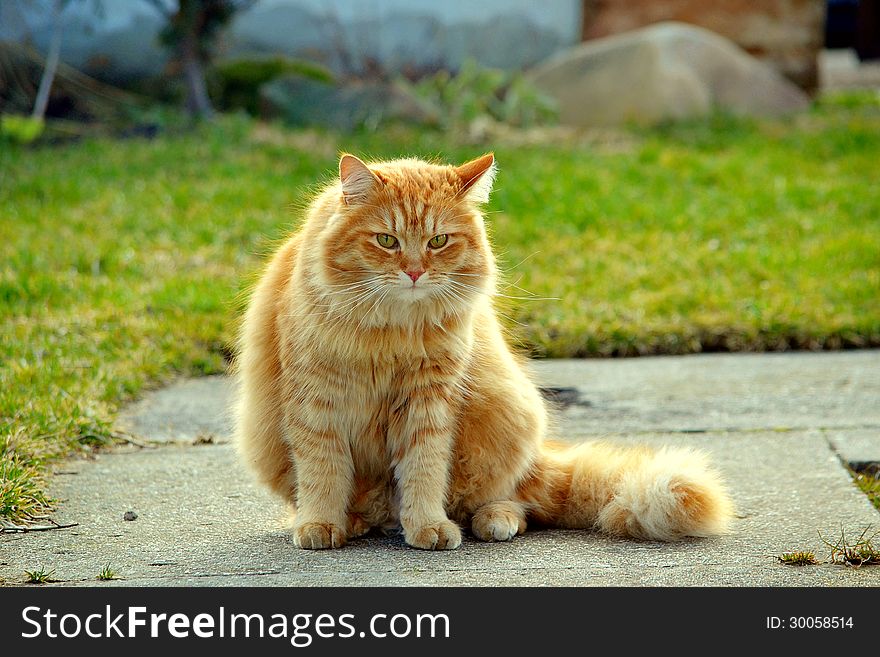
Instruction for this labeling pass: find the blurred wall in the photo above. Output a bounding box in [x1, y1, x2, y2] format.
[580, 0, 826, 92]
[1, 0, 582, 83]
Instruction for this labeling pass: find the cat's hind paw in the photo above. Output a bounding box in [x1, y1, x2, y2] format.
[292, 521, 346, 549]
[404, 520, 462, 550]
[347, 513, 371, 539]
[471, 501, 527, 542]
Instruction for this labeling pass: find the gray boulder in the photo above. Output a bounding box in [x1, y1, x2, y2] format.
[526, 21, 810, 127]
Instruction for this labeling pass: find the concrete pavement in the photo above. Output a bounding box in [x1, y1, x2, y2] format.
[2, 351, 878, 586]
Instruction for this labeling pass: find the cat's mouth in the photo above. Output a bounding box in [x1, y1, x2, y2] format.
[395, 270, 432, 298]
[400, 284, 431, 300]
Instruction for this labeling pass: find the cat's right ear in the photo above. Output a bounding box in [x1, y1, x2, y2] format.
[339, 154, 382, 205]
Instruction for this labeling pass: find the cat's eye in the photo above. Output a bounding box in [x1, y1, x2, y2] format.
[376, 234, 398, 249]
[428, 234, 448, 249]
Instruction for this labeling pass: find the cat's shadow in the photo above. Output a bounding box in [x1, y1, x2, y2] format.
[226, 525, 709, 575]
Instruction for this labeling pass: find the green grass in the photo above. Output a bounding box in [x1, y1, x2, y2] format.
[777, 550, 819, 566]
[96, 563, 120, 581]
[820, 527, 880, 567]
[24, 566, 57, 584]
[851, 466, 880, 511]
[1, 96, 879, 524]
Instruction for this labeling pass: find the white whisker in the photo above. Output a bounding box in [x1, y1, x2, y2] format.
[323, 277, 383, 289]
[447, 279, 559, 302]
[498, 251, 542, 273]
[357, 285, 392, 331]
[305, 281, 386, 326]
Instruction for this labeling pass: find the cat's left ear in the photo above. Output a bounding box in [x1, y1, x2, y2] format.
[339, 154, 383, 205]
[455, 153, 496, 204]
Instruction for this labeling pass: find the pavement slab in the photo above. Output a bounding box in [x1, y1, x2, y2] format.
[2, 351, 878, 587]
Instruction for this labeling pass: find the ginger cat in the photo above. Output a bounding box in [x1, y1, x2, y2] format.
[234, 152, 733, 550]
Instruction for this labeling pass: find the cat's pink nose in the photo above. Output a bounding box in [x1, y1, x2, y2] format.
[406, 270, 425, 283]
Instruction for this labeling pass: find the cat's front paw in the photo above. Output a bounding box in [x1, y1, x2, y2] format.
[404, 519, 462, 550]
[292, 521, 346, 549]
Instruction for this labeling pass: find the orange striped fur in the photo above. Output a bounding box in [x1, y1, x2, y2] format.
[234, 153, 733, 550]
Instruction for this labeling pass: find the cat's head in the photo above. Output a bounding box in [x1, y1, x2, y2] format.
[311, 153, 498, 326]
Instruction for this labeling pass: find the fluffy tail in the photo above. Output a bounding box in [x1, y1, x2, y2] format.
[518, 440, 733, 541]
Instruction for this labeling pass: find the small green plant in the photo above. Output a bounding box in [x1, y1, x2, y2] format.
[777, 551, 819, 566]
[24, 567, 57, 584]
[401, 59, 557, 130]
[96, 563, 120, 581]
[820, 527, 880, 567]
[0, 114, 45, 144]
